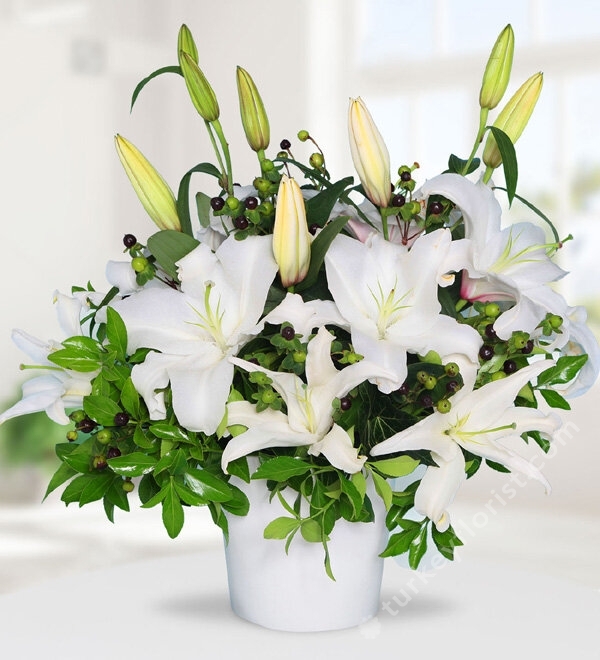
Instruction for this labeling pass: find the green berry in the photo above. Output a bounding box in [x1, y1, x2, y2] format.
[69, 410, 87, 423]
[444, 362, 460, 377]
[97, 429, 112, 445]
[424, 375, 437, 390]
[66, 430, 78, 442]
[491, 371, 507, 381]
[122, 480, 135, 493]
[437, 399, 452, 414]
[549, 314, 563, 330]
[309, 152, 324, 168]
[297, 130, 309, 142]
[416, 370, 428, 384]
[292, 350, 307, 364]
[226, 196, 240, 211]
[261, 159, 274, 173]
[512, 332, 530, 350]
[484, 303, 501, 318]
[132, 257, 148, 273]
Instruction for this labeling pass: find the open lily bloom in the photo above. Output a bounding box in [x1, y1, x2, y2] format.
[222, 326, 394, 474]
[111, 235, 278, 435]
[371, 361, 561, 531]
[325, 229, 482, 393]
[418, 173, 567, 339]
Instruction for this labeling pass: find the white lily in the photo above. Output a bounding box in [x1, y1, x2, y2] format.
[325, 229, 482, 393]
[418, 173, 566, 339]
[111, 235, 278, 434]
[371, 361, 561, 531]
[222, 327, 394, 474]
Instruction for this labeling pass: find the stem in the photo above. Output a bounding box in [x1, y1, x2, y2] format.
[482, 166, 494, 184]
[212, 119, 234, 195]
[380, 208, 389, 241]
[462, 107, 489, 175]
[204, 120, 227, 187]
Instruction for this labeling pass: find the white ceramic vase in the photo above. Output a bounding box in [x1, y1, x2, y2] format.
[224, 471, 388, 632]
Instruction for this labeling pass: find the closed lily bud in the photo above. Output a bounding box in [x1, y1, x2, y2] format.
[483, 72, 543, 169]
[114, 135, 181, 232]
[273, 176, 311, 288]
[179, 51, 220, 122]
[348, 97, 391, 208]
[236, 66, 270, 152]
[479, 24, 514, 110]
[177, 24, 198, 63]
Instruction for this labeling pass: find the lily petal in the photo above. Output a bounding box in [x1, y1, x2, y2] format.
[308, 423, 366, 474]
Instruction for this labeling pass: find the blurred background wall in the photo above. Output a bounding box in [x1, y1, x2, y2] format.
[0, 0, 598, 586]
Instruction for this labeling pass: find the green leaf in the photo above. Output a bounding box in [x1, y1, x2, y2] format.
[339, 476, 362, 518]
[380, 526, 421, 558]
[105, 478, 131, 511]
[48, 349, 101, 372]
[79, 472, 114, 506]
[537, 355, 588, 387]
[185, 467, 232, 502]
[61, 475, 90, 504]
[120, 378, 142, 419]
[162, 481, 185, 538]
[447, 154, 480, 175]
[150, 422, 190, 443]
[488, 126, 518, 205]
[263, 516, 300, 539]
[300, 518, 323, 543]
[351, 471, 367, 500]
[195, 191, 212, 228]
[251, 456, 312, 482]
[147, 230, 200, 281]
[485, 459, 511, 473]
[371, 470, 393, 511]
[408, 523, 429, 569]
[176, 163, 222, 236]
[105, 307, 128, 361]
[103, 496, 115, 523]
[432, 524, 463, 560]
[140, 484, 169, 509]
[107, 452, 157, 477]
[538, 388, 571, 410]
[173, 481, 208, 506]
[221, 484, 250, 516]
[226, 456, 250, 483]
[138, 473, 160, 504]
[133, 425, 155, 450]
[130, 65, 182, 111]
[304, 176, 354, 227]
[371, 455, 419, 478]
[493, 188, 561, 244]
[44, 462, 77, 500]
[83, 395, 123, 427]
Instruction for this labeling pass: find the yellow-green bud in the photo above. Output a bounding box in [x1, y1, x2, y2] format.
[179, 51, 220, 122]
[273, 175, 311, 288]
[348, 97, 391, 208]
[479, 24, 514, 110]
[236, 66, 270, 152]
[177, 24, 198, 64]
[483, 72, 543, 169]
[114, 135, 181, 232]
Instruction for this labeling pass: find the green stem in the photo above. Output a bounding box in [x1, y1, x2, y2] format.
[462, 108, 489, 175]
[482, 166, 494, 184]
[380, 208, 389, 241]
[212, 119, 233, 195]
[204, 120, 227, 188]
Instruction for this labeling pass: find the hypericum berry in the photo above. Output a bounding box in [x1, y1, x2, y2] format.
[261, 159, 275, 172]
[512, 332, 529, 350]
[549, 314, 563, 330]
[521, 339, 534, 354]
[245, 196, 259, 210]
[114, 412, 130, 427]
[437, 399, 452, 414]
[281, 326, 295, 340]
[503, 359, 517, 374]
[491, 371, 507, 381]
[77, 418, 97, 434]
[297, 130, 309, 142]
[397, 382, 410, 396]
[259, 201, 274, 215]
[253, 177, 271, 194]
[446, 380, 460, 393]
[484, 303, 501, 318]
[292, 350, 307, 364]
[400, 170, 412, 182]
[428, 201, 443, 215]
[280, 138, 291, 150]
[97, 429, 112, 445]
[416, 370, 429, 384]
[226, 196, 240, 211]
[122, 480, 135, 493]
[420, 394, 433, 408]
[70, 409, 86, 423]
[424, 375, 437, 390]
[444, 362, 460, 378]
[123, 234, 137, 248]
[392, 193, 406, 207]
[132, 257, 148, 273]
[107, 447, 122, 459]
[210, 196, 225, 211]
[485, 324, 497, 339]
[66, 430, 78, 442]
[309, 152, 324, 168]
[233, 216, 249, 230]
[479, 345, 494, 361]
[93, 455, 107, 471]
[309, 223, 320, 235]
[340, 396, 353, 411]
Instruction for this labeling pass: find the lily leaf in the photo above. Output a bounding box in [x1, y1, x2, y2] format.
[177, 162, 222, 236]
[488, 126, 518, 205]
[147, 229, 200, 281]
[251, 456, 312, 481]
[131, 65, 182, 111]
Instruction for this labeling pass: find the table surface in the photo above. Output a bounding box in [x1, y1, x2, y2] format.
[0, 548, 598, 660]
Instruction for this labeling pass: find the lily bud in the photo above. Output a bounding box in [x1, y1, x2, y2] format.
[179, 51, 220, 122]
[273, 176, 311, 288]
[479, 24, 514, 110]
[177, 24, 198, 64]
[348, 97, 391, 208]
[114, 135, 181, 232]
[236, 66, 270, 152]
[483, 72, 543, 169]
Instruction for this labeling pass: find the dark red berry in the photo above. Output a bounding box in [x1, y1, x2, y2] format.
[428, 201, 443, 215]
[123, 234, 137, 248]
[233, 216, 249, 230]
[309, 223, 320, 235]
[521, 340, 534, 354]
[210, 196, 225, 211]
[479, 345, 494, 361]
[392, 193, 406, 207]
[400, 171, 412, 182]
[245, 196, 258, 210]
[93, 457, 108, 471]
[484, 324, 497, 339]
[340, 396, 352, 411]
[281, 326, 295, 340]
[114, 412, 130, 427]
[107, 447, 122, 459]
[446, 380, 460, 393]
[420, 394, 434, 408]
[397, 382, 410, 396]
[77, 418, 97, 433]
[503, 359, 517, 374]
[280, 139, 291, 150]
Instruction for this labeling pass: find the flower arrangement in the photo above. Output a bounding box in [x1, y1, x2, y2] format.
[2, 24, 598, 577]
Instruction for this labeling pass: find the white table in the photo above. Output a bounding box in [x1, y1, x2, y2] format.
[0, 549, 597, 659]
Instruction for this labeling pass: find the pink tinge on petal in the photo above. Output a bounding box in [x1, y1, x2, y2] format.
[460, 271, 515, 303]
[346, 217, 376, 243]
